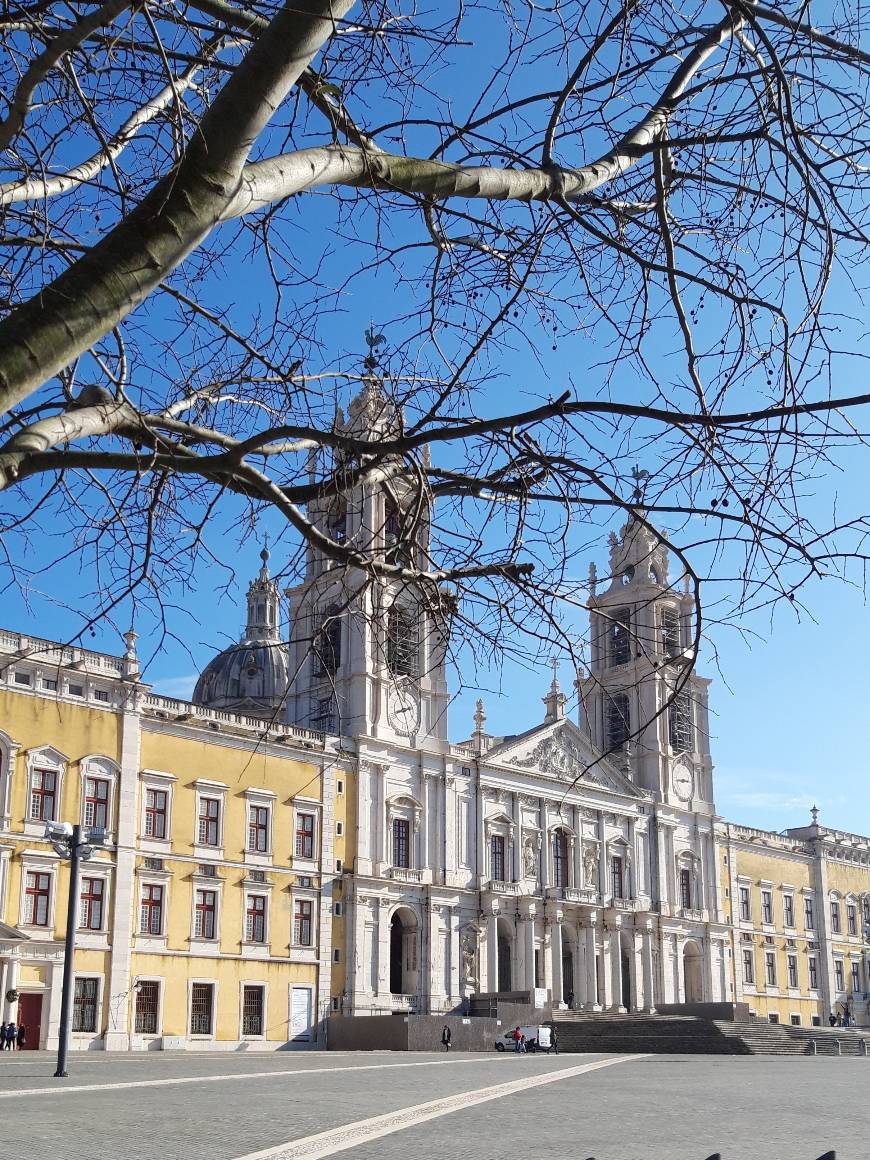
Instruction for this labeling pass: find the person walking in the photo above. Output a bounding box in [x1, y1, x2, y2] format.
[16, 1023, 25, 1051]
[551, 1026, 559, 1055]
[441, 1024, 452, 1052]
[4, 1022, 17, 1051]
[513, 1025, 523, 1053]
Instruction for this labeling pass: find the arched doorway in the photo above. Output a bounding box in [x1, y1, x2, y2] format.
[389, 909, 418, 996]
[682, 940, 703, 1003]
[497, 919, 513, 991]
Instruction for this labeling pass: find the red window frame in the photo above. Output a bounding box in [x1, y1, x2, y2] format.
[144, 788, 168, 839]
[30, 768, 57, 821]
[24, 870, 51, 926]
[293, 899, 313, 946]
[84, 776, 110, 830]
[295, 813, 315, 860]
[246, 895, 267, 943]
[197, 797, 221, 846]
[79, 877, 104, 930]
[194, 889, 217, 939]
[248, 805, 269, 853]
[140, 883, 164, 935]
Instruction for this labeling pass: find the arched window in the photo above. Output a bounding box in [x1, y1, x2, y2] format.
[605, 692, 630, 751]
[314, 606, 341, 678]
[552, 829, 569, 888]
[668, 691, 693, 753]
[384, 494, 412, 566]
[387, 604, 419, 677]
[608, 609, 631, 667]
[327, 499, 347, 544]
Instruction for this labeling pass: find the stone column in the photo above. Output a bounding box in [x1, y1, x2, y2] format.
[600, 923, 613, 1009]
[448, 908, 460, 1004]
[574, 927, 587, 1008]
[376, 899, 391, 998]
[525, 912, 537, 990]
[551, 920, 564, 1008]
[487, 911, 499, 992]
[642, 925, 656, 1012]
[585, 919, 599, 1009]
[542, 920, 554, 999]
[1, 956, 18, 1023]
[631, 928, 644, 1012]
[609, 924, 624, 1011]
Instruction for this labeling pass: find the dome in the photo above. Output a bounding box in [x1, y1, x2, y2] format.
[192, 638, 289, 719]
[192, 544, 290, 719]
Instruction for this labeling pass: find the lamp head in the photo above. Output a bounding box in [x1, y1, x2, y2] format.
[44, 820, 73, 842]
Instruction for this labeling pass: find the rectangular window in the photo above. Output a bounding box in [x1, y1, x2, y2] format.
[387, 605, 420, 678]
[79, 877, 104, 930]
[144, 788, 168, 839]
[295, 812, 315, 860]
[190, 982, 214, 1035]
[835, 960, 845, 991]
[552, 832, 569, 888]
[242, 985, 265, 1036]
[245, 895, 267, 943]
[787, 954, 798, 989]
[605, 692, 630, 751]
[248, 805, 269, 853]
[72, 978, 99, 1033]
[804, 897, 814, 930]
[29, 768, 57, 821]
[197, 797, 221, 847]
[194, 890, 217, 939]
[139, 883, 164, 935]
[761, 890, 773, 925]
[791, 1014, 801, 1027]
[609, 608, 631, 667]
[668, 692, 693, 753]
[765, 953, 777, 987]
[14, 671, 31, 685]
[783, 895, 794, 928]
[852, 961, 861, 994]
[293, 899, 313, 946]
[84, 777, 110, 830]
[491, 834, 506, 883]
[831, 901, 841, 934]
[679, 868, 692, 910]
[42, 678, 58, 691]
[69, 683, 84, 697]
[742, 948, 754, 984]
[808, 956, 818, 990]
[24, 871, 51, 926]
[847, 904, 857, 936]
[134, 981, 160, 1034]
[768, 1012, 779, 1025]
[392, 818, 410, 868]
[660, 607, 681, 659]
[739, 886, 751, 922]
[94, 689, 110, 703]
[611, 856, 625, 900]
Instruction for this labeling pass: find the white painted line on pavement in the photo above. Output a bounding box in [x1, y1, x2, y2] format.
[233, 1054, 649, 1160]
[0, 1054, 525, 1099]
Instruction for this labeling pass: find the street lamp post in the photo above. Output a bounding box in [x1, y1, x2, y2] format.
[45, 820, 105, 1079]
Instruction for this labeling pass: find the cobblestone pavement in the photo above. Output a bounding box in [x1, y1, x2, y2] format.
[0, 1051, 864, 1160]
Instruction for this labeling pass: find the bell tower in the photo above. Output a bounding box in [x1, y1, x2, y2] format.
[578, 513, 714, 812]
[284, 378, 449, 747]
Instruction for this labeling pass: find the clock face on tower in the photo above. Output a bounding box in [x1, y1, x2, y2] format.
[387, 682, 421, 736]
[672, 763, 693, 802]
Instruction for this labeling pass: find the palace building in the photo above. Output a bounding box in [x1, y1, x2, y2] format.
[1, 380, 868, 1051]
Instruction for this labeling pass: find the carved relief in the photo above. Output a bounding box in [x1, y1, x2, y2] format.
[510, 725, 623, 790]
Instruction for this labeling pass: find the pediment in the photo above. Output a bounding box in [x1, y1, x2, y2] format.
[487, 720, 641, 797]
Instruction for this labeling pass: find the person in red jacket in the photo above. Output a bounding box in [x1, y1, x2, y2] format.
[513, 1026, 523, 1053]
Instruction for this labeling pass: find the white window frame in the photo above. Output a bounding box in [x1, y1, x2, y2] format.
[807, 953, 819, 992]
[188, 978, 218, 1040]
[239, 980, 269, 1041]
[79, 755, 119, 842]
[292, 799, 321, 868]
[136, 867, 170, 948]
[77, 868, 111, 946]
[132, 976, 164, 1039]
[760, 885, 774, 929]
[484, 812, 515, 885]
[834, 957, 846, 994]
[782, 890, 796, 929]
[244, 787, 276, 867]
[139, 769, 176, 852]
[19, 856, 58, 935]
[193, 779, 228, 859]
[24, 745, 67, 836]
[190, 871, 224, 951]
[71, 974, 104, 1037]
[737, 877, 752, 924]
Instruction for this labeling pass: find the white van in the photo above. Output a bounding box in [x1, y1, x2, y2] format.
[495, 1025, 554, 1053]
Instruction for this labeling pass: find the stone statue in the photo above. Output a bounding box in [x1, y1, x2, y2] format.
[523, 836, 538, 878]
[460, 927, 479, 985]
[583, 845, 598, 887]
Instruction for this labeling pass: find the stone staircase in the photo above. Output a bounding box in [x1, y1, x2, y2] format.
[550, 1013, 870, 1056]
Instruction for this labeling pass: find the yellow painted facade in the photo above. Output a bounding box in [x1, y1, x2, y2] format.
[718, 821, 870, 1027]
[0, 628, 352, 1051]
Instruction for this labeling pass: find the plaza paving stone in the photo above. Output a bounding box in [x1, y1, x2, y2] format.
[0, 1051, 864, 1160]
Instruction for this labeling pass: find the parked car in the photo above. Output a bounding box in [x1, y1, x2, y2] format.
[495, 1025, 554, 1053]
